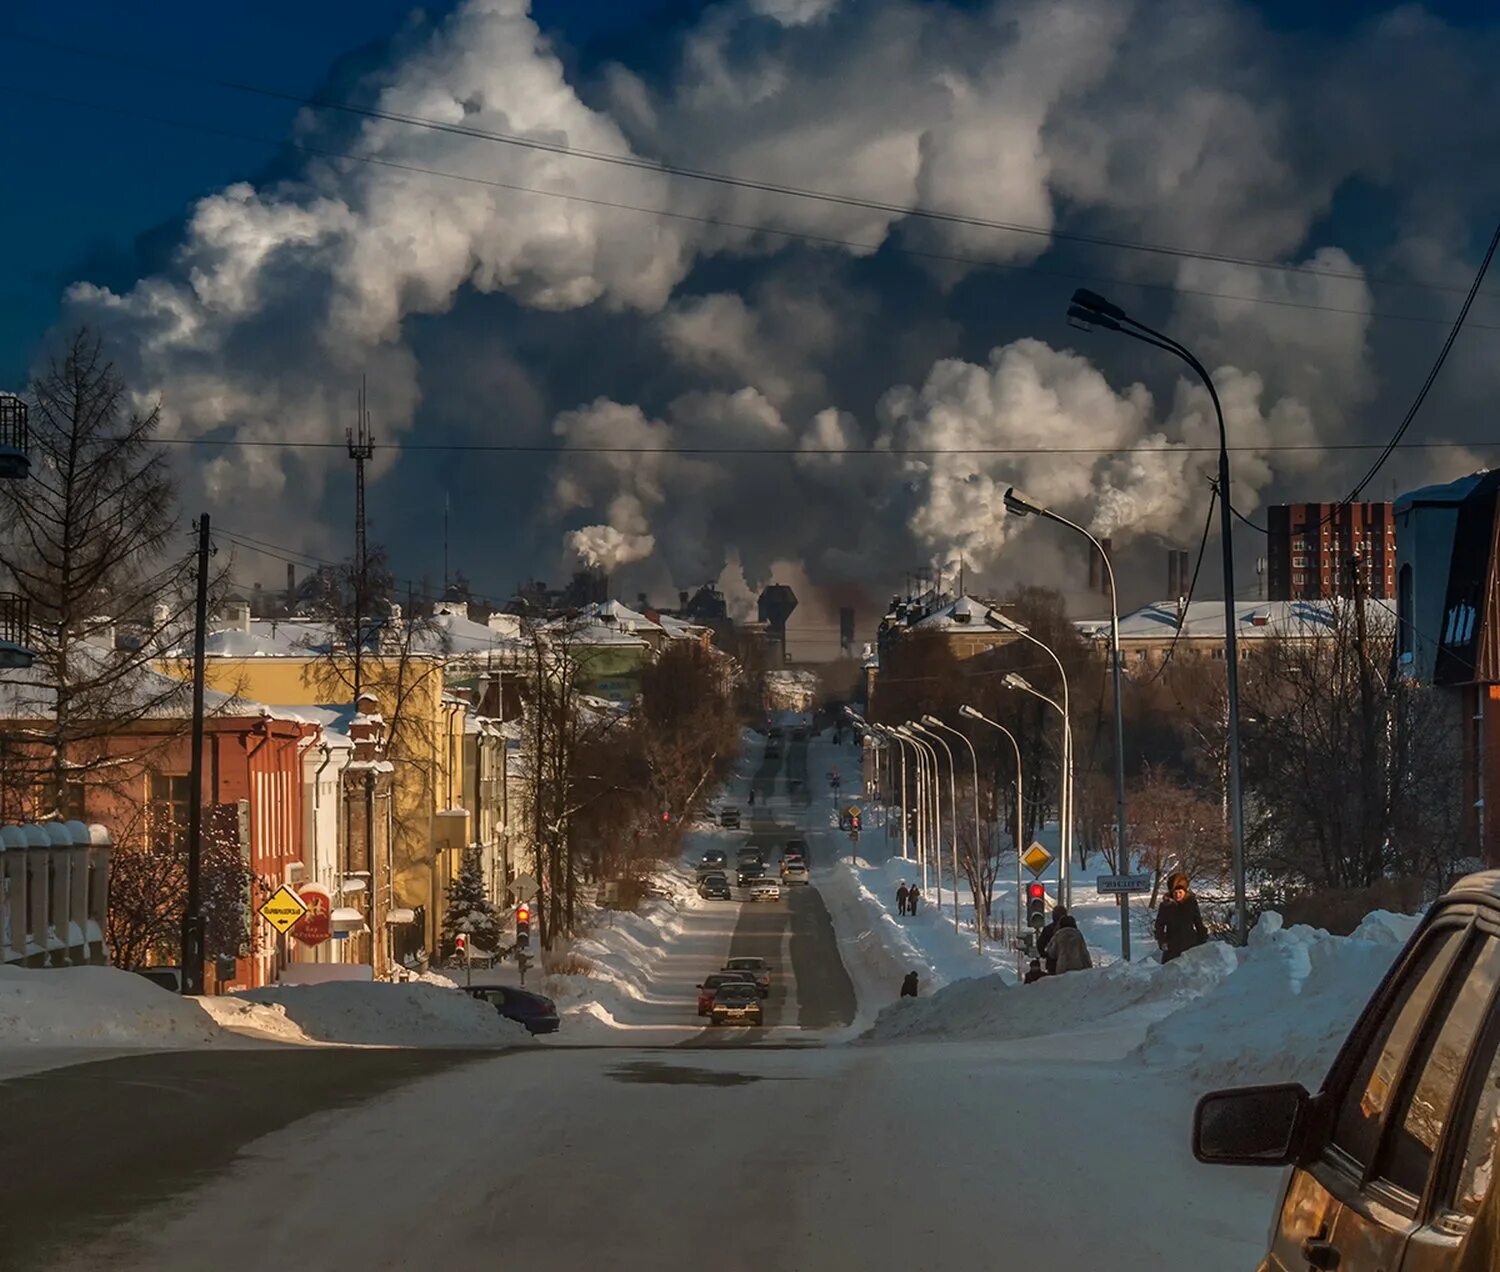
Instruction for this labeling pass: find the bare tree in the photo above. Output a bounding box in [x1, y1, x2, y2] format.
[0, 329, 197, 819]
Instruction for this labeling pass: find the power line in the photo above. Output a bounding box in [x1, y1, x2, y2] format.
[149, 436, 1500, 457]
[5, 82, 1499, 336]
[7, 27, 1486, 298]
[1147, 481, 1219, 685]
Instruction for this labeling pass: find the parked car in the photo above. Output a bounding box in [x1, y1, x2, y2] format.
[750, 877, 782, 903]
[780, 860, 809, 886]
[698, 873, 733, 900]
[131, 966, 183, 993]
[723, 956, 771, 997]
[463, 985, 560, 1035]
[696, 971, 757, 1015]
[1192, 868, 1500, 1270]
[710, 982, 764, 1027]
[720, 806, 741, 829]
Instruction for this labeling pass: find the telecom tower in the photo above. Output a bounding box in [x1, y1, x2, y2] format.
[347, 381, 376, 694]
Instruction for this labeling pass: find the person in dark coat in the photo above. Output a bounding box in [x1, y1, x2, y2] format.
[907, 886, 921, 915]
[896, 883, 909, 916]
[1155, 872, 1209, 962]
[1023, 959, 1045, 985]
[1048, 915, 1093, 973]
[1038, 905, 1067, 973]
[900, 970, 919, 998]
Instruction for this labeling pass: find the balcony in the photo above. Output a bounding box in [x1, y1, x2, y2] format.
[0, 395, 29, 480]
[0, 593, 34, 669]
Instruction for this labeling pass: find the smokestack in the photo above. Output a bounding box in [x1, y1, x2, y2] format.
[679, 590, 689, 609]
[637, 592, 648, 610]
[1167, 550, 1180, 601]
[1087, 549, 1100, 592]
[1177, 550, 1190, 597]
[286, 562, 295, 607]
[1100, 538, 1113, 597]
[839, 607, 855, 658]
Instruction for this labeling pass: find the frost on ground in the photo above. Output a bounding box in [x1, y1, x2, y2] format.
[0, 964, 224, 1048]
[216, 981, 531, 1047]
[866, 908, 1422, 1095]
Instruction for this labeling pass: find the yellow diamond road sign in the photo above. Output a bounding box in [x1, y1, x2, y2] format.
[259, 884, 308, 934]
[1021, 842, 1054, 878]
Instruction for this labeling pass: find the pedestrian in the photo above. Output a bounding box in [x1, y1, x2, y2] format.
[896, 882, 909, 916]
[1155, 872, 1209, 963]
[900, 970, 919, 998]
[748, 788, 756, 806]
[1048, 915, 1093, 974]
[1038, 904, 1067, 974]
[907, 886, 921, 915]
[1023, 958, 1045, 985]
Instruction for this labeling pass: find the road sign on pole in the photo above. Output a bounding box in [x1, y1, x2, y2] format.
[259, 885, 308, 935]
[1095, 873, 1153, 895]
[1020, 842, 1054, 878]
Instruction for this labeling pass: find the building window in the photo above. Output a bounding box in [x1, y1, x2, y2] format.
[1293, 573, 1305, 585]
[1293, 556, 1306, 567]
[149, 773, 192, 848]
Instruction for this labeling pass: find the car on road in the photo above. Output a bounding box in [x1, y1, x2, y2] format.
[710, 982, 764, 1027]
[697, 872, 733, 900]
[737, 863, 767, 887]
[780, 860, 809, 886]
[463, 985, 561, 1035]
[719, 806, 740, 829]
[723, 956, 772, 997]
[749, 877, 783, 903]
[784, 838, 809, 864]
[1192, 868, 1500, 1270]
[696, 850, 729, 878]
[696, 971, 757, 1015]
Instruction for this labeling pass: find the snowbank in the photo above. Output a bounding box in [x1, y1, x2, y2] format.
[0, 964, 223, 1047]
[1134, 911, 1406, 1089]
[222, 981, 531, 1047]
[865, 939, 1238, 1044]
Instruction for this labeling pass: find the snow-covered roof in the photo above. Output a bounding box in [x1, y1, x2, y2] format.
[165, 613, 527, 661]
[553, 620, 651, 648]
[1102, 598, 1393, 642]
[656, 614, 709, 640]
[577, 599, 669, 636]
[0, 645, 267, 721]
[910, 594, 1001, 630]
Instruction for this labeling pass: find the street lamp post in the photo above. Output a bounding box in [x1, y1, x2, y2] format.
[925, 715, 985, 951]
[1063, 287, 1246, 943]
[961, 705, 1025, 976]
[913, 722, 961, 934]
[987, 611, 1074, 904]
[897, 726, 941, 910]
[1004, 485, 1130, 959]
[871, 724, 911, 862]
[1003, 672, 1072, 911]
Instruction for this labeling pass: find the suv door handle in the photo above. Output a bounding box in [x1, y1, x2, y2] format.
[1300, 1236, 1341, 1269]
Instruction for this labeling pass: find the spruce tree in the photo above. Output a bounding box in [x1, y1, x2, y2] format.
[440, 845, 501, 958]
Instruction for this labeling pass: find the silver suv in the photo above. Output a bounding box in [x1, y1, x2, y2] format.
[1194, 869, 1500, 1269]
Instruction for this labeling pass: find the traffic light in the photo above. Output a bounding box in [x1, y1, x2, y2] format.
[516, 904, 531, 953]
[1027, 883, 1047, 929]
[454, 932, 469, 958]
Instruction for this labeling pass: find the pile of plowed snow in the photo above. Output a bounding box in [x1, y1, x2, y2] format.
[865, 909, 1423, 1092]
[865, 939, 1239, 1043]
[1134, 910, 1419, 1089]
[0, 964, 223, 1047]
[217, 981, 531, 1046]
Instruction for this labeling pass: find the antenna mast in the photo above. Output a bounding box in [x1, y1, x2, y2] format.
[347, 378, 376, 695]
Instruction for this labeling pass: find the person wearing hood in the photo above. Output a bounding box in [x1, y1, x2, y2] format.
[900, 970, 919, 998]
[1155, 872, 1209, 963]
[1038, 905, 1067, 973]
[1048, 914, 1092, 974]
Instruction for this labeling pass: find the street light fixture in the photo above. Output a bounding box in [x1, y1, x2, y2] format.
[873, 725, 913, 862]
[988, 612, 1074, 905]
[896, 725, 941, 908]
[1001, 670, 1073, 906]
[961, 704, 1026, 974]
[912, 721, 961, 933]
[924, 714, 986, 951]
[1001, 488, 1130, 953]
[1065, 286, 1247, 943]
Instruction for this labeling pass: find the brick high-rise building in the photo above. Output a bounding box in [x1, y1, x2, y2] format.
[1266, 501, 1396, 600]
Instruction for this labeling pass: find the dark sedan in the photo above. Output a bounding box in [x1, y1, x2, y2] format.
[463, 985, 560, 1035]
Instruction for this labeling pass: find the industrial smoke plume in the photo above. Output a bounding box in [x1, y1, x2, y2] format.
[61, 0, 1500, 601]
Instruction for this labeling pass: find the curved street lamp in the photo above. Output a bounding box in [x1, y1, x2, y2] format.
[913, 721, 961, 933]
[872, 724, 912, 862]
[1064, 286, 1246, 943]
[1002, 671, 1072, 905]
[896, 725, 940, 908]
[961, 704, 1026, 975]
[925, 714, 986, 952]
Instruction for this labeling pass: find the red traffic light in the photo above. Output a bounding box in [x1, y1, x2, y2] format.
[516, 905, 530, 924]
[1027, 883, 1045, 900]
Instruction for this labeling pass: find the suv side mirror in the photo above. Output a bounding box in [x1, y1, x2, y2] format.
[1193, 1083, 1311, 1166]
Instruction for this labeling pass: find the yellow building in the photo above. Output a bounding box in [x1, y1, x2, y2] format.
[159, 621, 477, 963]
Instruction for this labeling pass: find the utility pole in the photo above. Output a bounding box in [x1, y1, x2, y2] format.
[1349, 553, 1379, 885]
[347, 380, 375, 696]
[180, 514, 211, 995]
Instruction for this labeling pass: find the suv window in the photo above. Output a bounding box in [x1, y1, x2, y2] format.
[1381, 937, 1500, 1197]
[1330, 927, 1464, 1171]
